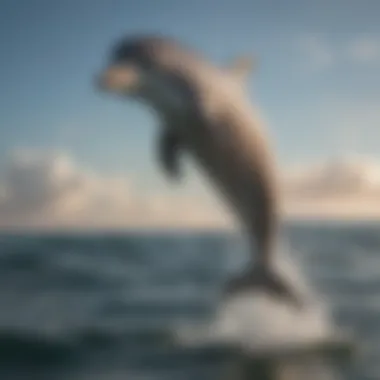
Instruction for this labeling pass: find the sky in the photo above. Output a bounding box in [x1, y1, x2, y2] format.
[1, 0, 380, 229]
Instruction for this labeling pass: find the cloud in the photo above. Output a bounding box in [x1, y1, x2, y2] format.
[346, 36, 380, 64]
[0, 150, 228, 230]
[3, 149, 380, 229]
[297, 34, 380, 70]
[281, 157, 380, 220]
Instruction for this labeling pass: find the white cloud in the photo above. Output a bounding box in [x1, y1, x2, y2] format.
[281, 97, 380, 220]
[346, 36, 380, 64]
[3, 149, 380, 229]
[281, 156, 380, 220]
[297, 34, 380, 70]
[0, 150, 228, 230]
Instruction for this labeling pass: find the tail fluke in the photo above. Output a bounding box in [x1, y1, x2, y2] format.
[224, 264, 304, 309]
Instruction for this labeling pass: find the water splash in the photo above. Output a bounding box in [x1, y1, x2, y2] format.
[174, 245, 348, 356]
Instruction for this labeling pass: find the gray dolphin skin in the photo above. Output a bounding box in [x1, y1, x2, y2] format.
[97, 35, 303, 308]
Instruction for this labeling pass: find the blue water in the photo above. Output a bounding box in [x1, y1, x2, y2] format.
[0, 223, 379, 379]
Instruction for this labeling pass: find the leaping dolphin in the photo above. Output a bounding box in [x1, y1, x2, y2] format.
[96, 35, 303, 309]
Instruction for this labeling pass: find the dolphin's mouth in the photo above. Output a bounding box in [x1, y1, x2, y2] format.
[96, 64, 140, 94]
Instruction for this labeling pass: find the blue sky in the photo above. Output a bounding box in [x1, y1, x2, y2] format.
[1, 0, 380, 226]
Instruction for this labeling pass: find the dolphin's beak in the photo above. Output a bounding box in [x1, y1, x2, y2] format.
[96, 65, 140, 93]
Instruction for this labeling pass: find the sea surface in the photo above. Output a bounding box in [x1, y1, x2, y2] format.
[0, 222, 379, 380]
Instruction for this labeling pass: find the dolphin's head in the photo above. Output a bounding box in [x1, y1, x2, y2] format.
[96, 35, 193, 114]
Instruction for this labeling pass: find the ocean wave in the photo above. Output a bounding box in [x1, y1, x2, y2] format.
[0, 324, 174, 367]
[0, 329, 74, 367]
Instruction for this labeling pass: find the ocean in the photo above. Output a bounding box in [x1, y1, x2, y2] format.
[0, 222, 379, 380]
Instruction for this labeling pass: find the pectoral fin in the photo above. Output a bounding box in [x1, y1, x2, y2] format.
[157, 127, 183, 180]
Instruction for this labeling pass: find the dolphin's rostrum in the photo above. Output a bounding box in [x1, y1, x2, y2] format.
[97, 34, 303, 308]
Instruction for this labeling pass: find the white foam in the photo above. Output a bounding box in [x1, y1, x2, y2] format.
[175, 247, 337, 355]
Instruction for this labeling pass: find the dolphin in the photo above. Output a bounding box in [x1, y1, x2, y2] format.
[96, 34, 303, 308]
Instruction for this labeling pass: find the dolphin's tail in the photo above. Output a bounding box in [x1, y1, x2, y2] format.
[224, 264, 304, 309]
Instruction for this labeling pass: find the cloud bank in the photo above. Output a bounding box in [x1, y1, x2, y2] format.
[1, 150, 380, 230]
[298, 34, 380, 69]
[0, 150, 227, 230]
[282, 156, 380, 220]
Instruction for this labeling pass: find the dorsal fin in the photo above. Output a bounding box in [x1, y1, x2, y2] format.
[226, 56, 256, 82]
